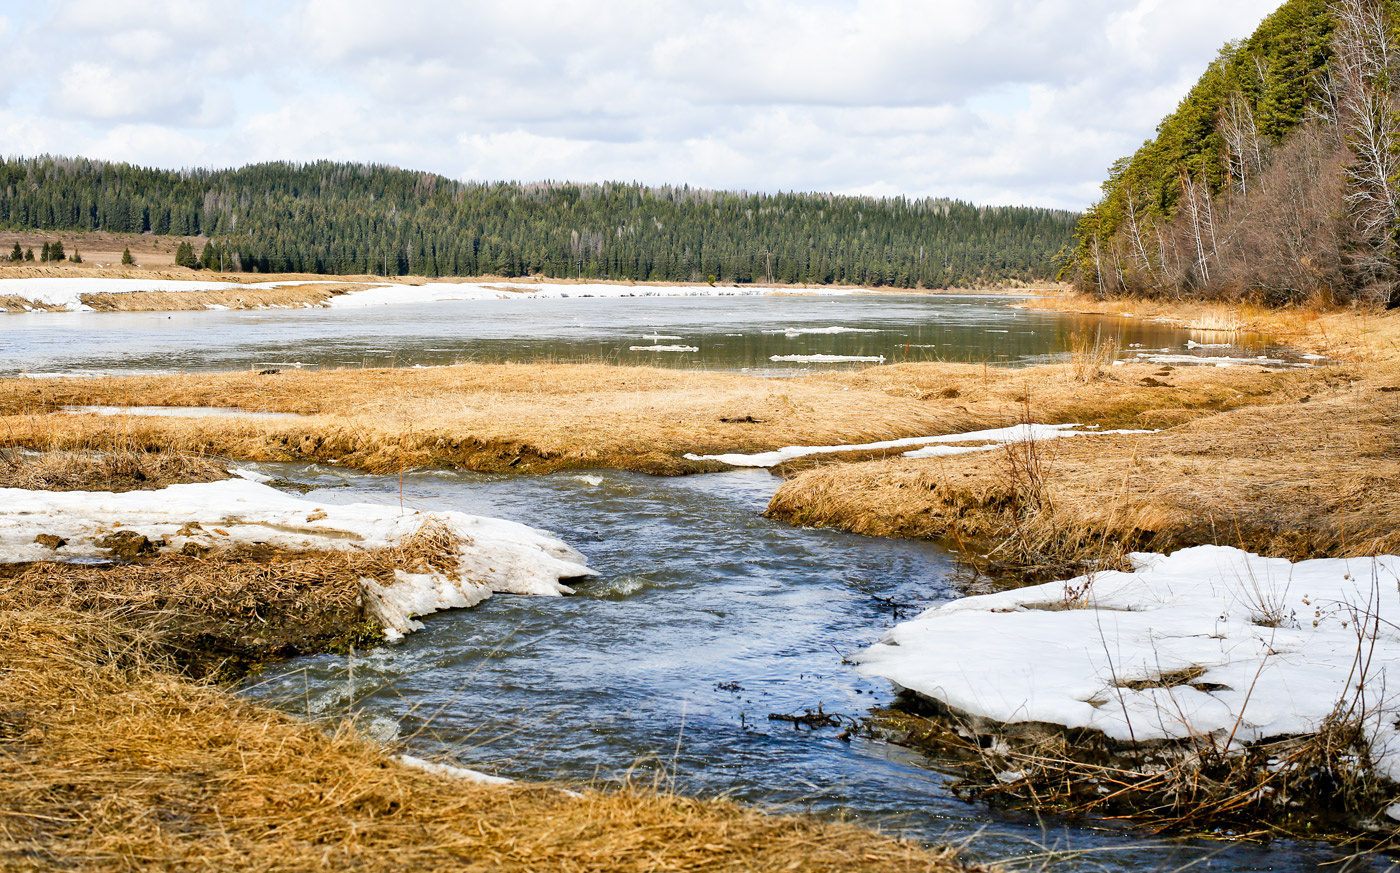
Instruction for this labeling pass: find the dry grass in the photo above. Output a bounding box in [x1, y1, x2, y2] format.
[0, 446, 229, 491]
[0, 604, 976, 872]
[768, 367, 1400, 573]
[77, 283, 360, 312]
[0, 359, 1320, 476]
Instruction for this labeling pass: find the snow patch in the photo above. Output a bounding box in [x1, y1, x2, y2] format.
[686, 423, 1156, 468]
[761, 326, 882, 337]
[0, 478, 595, 640]
[327, 281, 867, 308]
[629, 345, 698, 352]
[857, 546, 1400, 781]
[397, 755, 513, 786]
[0, 278, 332, 311]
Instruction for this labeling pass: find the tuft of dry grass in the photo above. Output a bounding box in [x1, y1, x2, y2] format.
[0, 604, 979, 872]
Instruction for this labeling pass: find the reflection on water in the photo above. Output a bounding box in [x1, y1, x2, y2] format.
[0, 294, 1287, 376]
[239, 466, 1377, 872]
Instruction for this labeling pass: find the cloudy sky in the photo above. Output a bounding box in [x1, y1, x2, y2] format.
[2, 0, 1281, 210]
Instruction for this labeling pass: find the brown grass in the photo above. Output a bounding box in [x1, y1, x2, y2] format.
[768, 364, 1400, 573]
[0, 446, 229, 491]
[0, 358, 1322, 476]
[0, 603, 977, 872]
[78, 283, 360, 312]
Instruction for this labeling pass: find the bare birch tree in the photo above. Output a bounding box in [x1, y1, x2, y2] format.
[1330, 0, 1400, 302]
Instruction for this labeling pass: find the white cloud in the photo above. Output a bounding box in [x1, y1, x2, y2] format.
[5, 0, 1284, 209]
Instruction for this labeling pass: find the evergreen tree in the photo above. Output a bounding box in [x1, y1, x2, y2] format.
[174, 241, 198, 269]
[23, 247, 33, 262]
[199, 241, 217, 270]
[8, 243, 20, 262]
[49, 240, 64, 262]
[121, 246, 134, 265]
[39, 242, 50, 262]
[69, 249, 82, 263]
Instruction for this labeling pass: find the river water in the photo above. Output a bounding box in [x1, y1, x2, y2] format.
[5, 292, 1369, 869]
[238, 463, 1383, 872]
[0, 292, 1288, 377]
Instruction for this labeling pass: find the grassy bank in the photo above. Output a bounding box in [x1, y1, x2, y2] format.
[0, 603, 973, 872]
[0, 356, 1317, 476]
[767, 305, 1400, 576]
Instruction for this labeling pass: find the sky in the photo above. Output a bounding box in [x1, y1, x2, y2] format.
[1, 0, 1283, 211]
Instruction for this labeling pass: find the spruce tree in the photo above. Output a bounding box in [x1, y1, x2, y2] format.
[199, 241, 217, 270]
[121, 246, 134, 265]
[39, 242, 50, 263]
[174, 241, 197, 269]
[23, 248, 34, 262]
[49, 241, 65, 262]
[70, 249, 82, 263]
[8, 243, 20, 262]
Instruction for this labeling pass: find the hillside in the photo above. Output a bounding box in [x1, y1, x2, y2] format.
[1071, 0, 1400, 307]
[0, 157, 1076, 288]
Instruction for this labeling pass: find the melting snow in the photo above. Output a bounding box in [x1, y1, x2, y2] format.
[0, 278, 331, 311]
[857, 546, 1400, 781]
[761, 326, 882, 337]
[685, 423, 1155, 468]
[0, 478, 595, 640]
[629, 345, 699, 352]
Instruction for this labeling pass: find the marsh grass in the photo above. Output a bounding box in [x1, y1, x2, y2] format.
[0, 601, 978, 872]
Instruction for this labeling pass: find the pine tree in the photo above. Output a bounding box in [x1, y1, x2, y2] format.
[121, 246, 134, 265]
[69, 249, 82, 263]
[199, 241, 217, 270]
[8, 243, 20, 262]
[39, 242, 50, 263]
[174, 241, 197, 269]
[23, 248, 34, 262]
[49, 241, 65, 262]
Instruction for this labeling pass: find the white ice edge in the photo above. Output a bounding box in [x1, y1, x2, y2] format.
[0, 478, 596, 640]
[684, 423, 1157, 468]
[629, 345, 699, 352]
[857, 545, 1400, 782]
[760, 326, 883, 337]
[397, 755, 513, 786]
[770, 354, 886, 363]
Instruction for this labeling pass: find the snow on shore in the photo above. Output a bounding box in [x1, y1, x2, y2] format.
[0, 278, 328, 311]
[325, 281, 867, 307]
[770, 354, 886, 363]
[0, 477, 595, 639]
[685, 423, 1155, 468]
[857, 546, 1400, 780]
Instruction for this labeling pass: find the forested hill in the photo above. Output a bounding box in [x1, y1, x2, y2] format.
[0, 157, 1077, 287]
[1072, 0, 1400, 307]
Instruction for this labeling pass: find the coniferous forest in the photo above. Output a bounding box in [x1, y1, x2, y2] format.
[1072, 0, 1400, 307]
[0, 156, 1076, 287]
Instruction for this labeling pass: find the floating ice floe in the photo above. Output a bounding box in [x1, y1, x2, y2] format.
[0, 478, 595, 640]
[685, 423, 1155, 468]
[769, 354, 886, 364]
[857, 545, 1400, 780]
[1186, 340, 1232, 349]
[629, 345, 699, 352]
[1138, 352, 1287, 367]
[761, 326, 882, 337]
[640, 334, 683, 341]
[397, 755, 514, 786]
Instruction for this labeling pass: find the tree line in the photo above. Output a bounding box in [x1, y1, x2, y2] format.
[0, 157, 1078, 287]
[1071, 0, 1400, 308]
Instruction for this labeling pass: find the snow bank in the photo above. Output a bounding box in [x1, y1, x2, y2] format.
[858, 546, 1400, 780]
[685, 423, 1155, 468]
[0, 478, 595, 640]
[0, 278, 331, 311]
[769, 354, 886, 363]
